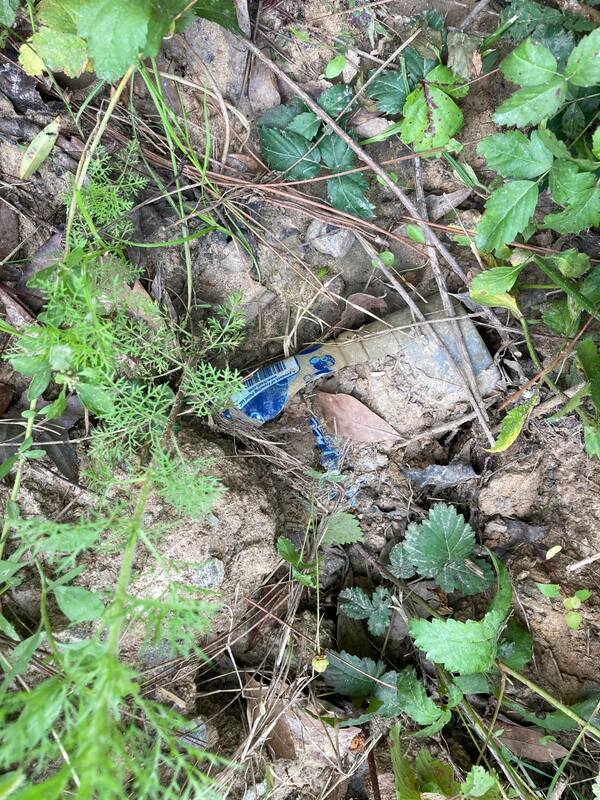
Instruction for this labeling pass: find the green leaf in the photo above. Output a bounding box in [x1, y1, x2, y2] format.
[366, 70, 408, 115]
[489, 394, 538, 453]
[548, 159, 597, 206]
[38, 0, 80, 32]
[40, 391, 67, 420]
[409, 559, 512, 674]
[53, 585, 104, 623]
[396, 667, 446, 726]
[461, 766, 501, 800]
[414, 749, 458, 795]
[565, 28, 600, 87]
[537, 582, 561, 598]
[27, 27, 88, 77]
[564, 610, 582, 629]
[76, 382, 114, 416]
[497, 617, 533, 671]
[512, 693, 600, 733]
[276, 536, 300, 565]
[499, 37, 558, 86]
[0, 559, 23, 581]
[388, 542, 415, 579]
[317, 84, 354, 117]
[477, 130, 553, 179]
[339, 586, 373, 618]
[27, 364, 51, 400]
[0, 456, 18, 481]
[475, 181, 538, 252]
[400, 83, 463, 151]
[542, 299, 579, 337]
[327, 174, 375, 220]
[470, 288, 523, 319]
[0, 771, 25, 799]
[19, 117, 60, 180]
[577, 337, 600, 382]
[584, 424, 600, 459]
[536, 123, 572, 160]
[257, 99, 305, 130]
[373, 669, 403, 717]
[493, 77, 567, 128]
[324, 651, 386, 697]
[453, 673, 490, 694]
[286, 111, 320, 140]
[259, 127, 321, 180]
[193, 0, 241, 34]
[368, 586, 392, 635]
[320, 134, 355, 170]
[543, 188, 600, 235]
[389, 725, 421, 800]
[324, 54, 346, 78]
[0, 0, 19, 26]
[402, 503, 493, 595]
[549, 248, 591, 278]
[406, 224, 427, 244]
[470, 264, 525, 295]
[321, 512, 363, 545]
[77, 0, 148, 80]
[593, 127, 600, 160]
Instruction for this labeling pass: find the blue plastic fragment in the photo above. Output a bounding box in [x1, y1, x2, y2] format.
[309, 415, 340, 472]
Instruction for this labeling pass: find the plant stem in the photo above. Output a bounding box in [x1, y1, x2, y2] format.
[64, 66, 136, 254]
[0, 398, 38, 559]
[498, 663, 600, 741]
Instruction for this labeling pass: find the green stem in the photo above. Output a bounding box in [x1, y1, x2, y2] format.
[546, 700, 600, 800]
[0, 398, 38, 559]
[499, 663, 600, 742]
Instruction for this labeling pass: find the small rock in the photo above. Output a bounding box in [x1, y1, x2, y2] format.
[222, 239, 253, 274]
[193, 558, 225, 590]
[248, 56, 281, 114]
[479, 462, 541, 518]
[306, 220, 355, 258]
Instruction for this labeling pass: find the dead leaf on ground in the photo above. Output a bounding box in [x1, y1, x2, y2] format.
[315, 392, 400, 442]
[350, 108, 391, 138]
[338, 292, 387, 329]
[495, 719, 569, 762]
[225, 153, 262, 174]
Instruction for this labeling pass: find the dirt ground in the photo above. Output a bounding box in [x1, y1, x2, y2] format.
[1, 0, 600, 798]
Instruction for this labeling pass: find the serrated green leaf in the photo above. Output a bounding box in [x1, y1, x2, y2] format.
[500, 37, 558, 86]
[461, 766, 501, 800]
[368, 586, 392, 635]
[258, 127, 321, 179]
[548, 248, 591, 278]
[477, 130, 553, 179]
[536, 123, 572, 160]
[324, 650, 386, 697]
[400, 83, 463, 151]
[475, 180, 538, 252]
[453, 673, 490, 694]
[500, 0, 562, 40]
[549, 159, 597, 206]
[0, 0, 19, 26]
[38, 0, 80, 32]
[194, 0, 241, 34]
[402, 503, 493, 595]
[396, 667, 445, 725]
[54, 585, 104, 623]
[366, 70, 408, 114]
[470, 264, 525, 295]
[287, 111, 320, 140]
[565, 28, 600, 87]
[339, 586, 373, 619]
[317, 84, 354, 117]
[534, 25, 576, 69]
[19, 117, 60, 180]
[327, 174, 375, 220]
[321, 511, 363, 545]
[488, 394, 538, 453]
[584, 424, 600, 459]
[388, 542, 415, 579]
[493, 77, 567, 128]
[26, 27, 88, 77]
[409, 559, 512, 674]
[497, 617, 533, 671]
[77, 0, 149, 79]
[543, 188, 600, 235]
[324, 54, 346, 79]
[320, 134, 354, 170]
[257, 99, 305, 129]
[372, 669, 403, 717]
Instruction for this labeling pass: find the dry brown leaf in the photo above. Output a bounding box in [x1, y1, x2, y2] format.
[350, 108, 391, 138]
[315, 391, 400, 442]
[339, 292, 387, 329]
[471, 50, 483, 77]
[225, 153, 263, 174]
[495, 720, 569, 762]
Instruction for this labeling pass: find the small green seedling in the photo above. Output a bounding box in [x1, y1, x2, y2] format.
[536, 583, 592, 630]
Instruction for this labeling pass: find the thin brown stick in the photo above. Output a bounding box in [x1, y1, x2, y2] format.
[367, 745, 382, 800]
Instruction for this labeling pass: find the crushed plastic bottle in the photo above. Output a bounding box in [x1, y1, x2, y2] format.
[227, 294, 499, 425]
